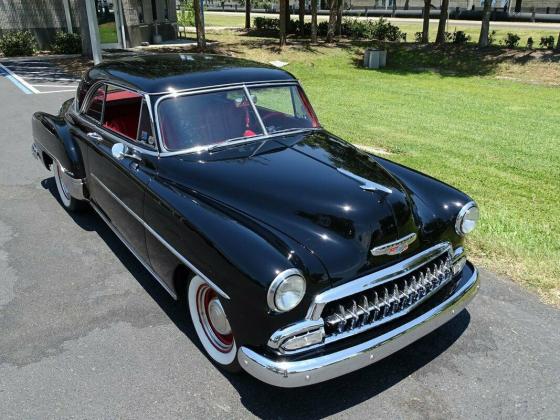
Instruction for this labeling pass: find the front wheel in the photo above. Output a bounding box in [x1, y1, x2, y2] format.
[53, 161, 85, 212]
[187, 275, 240, 372]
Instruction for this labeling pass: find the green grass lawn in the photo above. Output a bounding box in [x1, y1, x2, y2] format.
[99, 21, 118, 44]
[201, 31, 560, 304]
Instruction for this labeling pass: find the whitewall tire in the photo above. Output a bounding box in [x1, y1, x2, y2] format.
[53, 161, 84, 212]
[188, 275, 239, 369]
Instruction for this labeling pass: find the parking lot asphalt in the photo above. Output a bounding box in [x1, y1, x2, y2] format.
[0, 71, 559, 420]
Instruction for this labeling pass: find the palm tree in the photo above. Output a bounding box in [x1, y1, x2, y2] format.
[279, 0, 287, 47]
[435, 0, 449, 44]
[326, 0, 337, 43]
[299, 0, 305, 34]
[421, 0, 431, 43]
[245, 0, 251, 30]
[311, 0, 318, 43]
[478, 0, 492, 47]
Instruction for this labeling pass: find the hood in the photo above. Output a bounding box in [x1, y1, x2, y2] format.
[158, 131, 424, 285]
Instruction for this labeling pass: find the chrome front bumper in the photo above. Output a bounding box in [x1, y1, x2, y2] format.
[238, 263, 479, 388]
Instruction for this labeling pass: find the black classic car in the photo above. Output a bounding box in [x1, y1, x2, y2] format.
[31, 54, 480, 387]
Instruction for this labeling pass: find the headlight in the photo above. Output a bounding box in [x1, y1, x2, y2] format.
[455, 201, 479, 236]
[267, 269, 306, 313]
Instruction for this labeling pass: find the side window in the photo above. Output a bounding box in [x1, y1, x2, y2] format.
[85, 85, 106, 122]
[102, 85, 143, 141]
[137, 100, 155, 146]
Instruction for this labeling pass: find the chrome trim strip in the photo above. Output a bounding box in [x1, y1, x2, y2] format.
[337, 168, 392, 194]
[306, 242, 451, 320]
[243, 84, 268, 136]
[90, 201, 177, 299]
[239, 264, 479, 388]
[149, 79, 298, 96]
[453, 246, 464, 262]
[89, 173, 230, 300]
[370, 233, 417, 257]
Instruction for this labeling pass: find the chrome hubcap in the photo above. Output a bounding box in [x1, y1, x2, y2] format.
[207, 298, 232, 336]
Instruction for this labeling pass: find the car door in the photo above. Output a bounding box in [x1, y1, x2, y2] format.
[80, 83, 157, 263]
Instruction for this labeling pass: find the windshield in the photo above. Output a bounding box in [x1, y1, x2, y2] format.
[157, 84, 319, 152]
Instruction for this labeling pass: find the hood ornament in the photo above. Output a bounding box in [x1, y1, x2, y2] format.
[371, 233, 417, 256]
[337, 168, 392, 194]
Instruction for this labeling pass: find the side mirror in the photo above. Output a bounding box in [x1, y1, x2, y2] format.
[111, 143, 126, 160]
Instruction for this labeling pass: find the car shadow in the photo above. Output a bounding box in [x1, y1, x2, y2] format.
[43, 176, 472, 418]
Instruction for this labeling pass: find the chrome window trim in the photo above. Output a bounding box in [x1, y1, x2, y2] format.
[78, 80, 158, 152]
[89, 173, 230, 300]
[153, 81, 316, 156]
[306, 242, 452, 320]
[266, 268, 306, 313]
[71, 110, 160, 157]
[148, 79, 298, 96]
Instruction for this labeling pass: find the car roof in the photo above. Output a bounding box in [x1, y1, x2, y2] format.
[86, 53, 296, 94]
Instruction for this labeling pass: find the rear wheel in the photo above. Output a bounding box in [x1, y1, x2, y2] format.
[53, 161, 85, 212]
[187, 275, 240, 372]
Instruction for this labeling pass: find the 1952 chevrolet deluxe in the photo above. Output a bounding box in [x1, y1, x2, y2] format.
[31, 54, 480, 387]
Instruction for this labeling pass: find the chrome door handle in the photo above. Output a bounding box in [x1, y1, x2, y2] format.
[87, 132, 103, 142]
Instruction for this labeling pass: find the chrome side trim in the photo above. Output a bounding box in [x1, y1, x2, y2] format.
[89, 173, 230, 300]
[370, 232, 417, 257]
[90, 201, 177, 299]
[239, 264, 479, 388]
[306, 242, 451, 320]
[337, 168, 392, 194]
[59, 168, 86, 201]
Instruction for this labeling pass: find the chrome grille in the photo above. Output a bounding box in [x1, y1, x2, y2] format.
[323, 253, 453, 337]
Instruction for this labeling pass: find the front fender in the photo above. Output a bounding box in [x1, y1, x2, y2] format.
[144, 176, 330, 349]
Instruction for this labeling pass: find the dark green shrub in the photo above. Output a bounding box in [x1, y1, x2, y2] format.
[50, 32, 81, 54]
[452, 30, 470, 44]
[370, 18, 403, 42]
[0, 30, 36, 57]
[539, 35, 555, 49]
[504, 32, 520, 48]
[488, 30, 497, 45]
[414, 32, 423, 43]
[526, 37, 534, 49]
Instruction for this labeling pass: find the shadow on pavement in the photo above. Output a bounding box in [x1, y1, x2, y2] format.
[42, 175, 471, 419]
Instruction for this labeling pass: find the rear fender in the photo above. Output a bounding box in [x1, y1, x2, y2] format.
[32, 108, 85, 179]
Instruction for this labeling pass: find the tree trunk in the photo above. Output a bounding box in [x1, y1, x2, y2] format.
[392, 0, 397, 17]
[78, 4, 92, 58]
[421, 0, 430, 43]
[478, 0, 492, 47]
[326, 0, 337, 43]
[311, 0, 318, 43]
[336, 0, 343, 36]
[245, 0, 251, 30]
[556, 32, 560, 51]
[279, 0, 287, 47]
[193, 0, 206, 49]
[286, 0, 291, 30]
[299, 0, 305, 34]
[404, 0, 409, 10]
[435, 0, 449, 44]
[514, 0, 522, 13]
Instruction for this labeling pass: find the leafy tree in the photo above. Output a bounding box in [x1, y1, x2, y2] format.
[479, 0, 492, 47]
[177, 0, 195, 38]
[435, 0, 449, 44]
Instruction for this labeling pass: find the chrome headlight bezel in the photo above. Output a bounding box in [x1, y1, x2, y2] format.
[267, 269, 306, 313]
[455, 201, 479, 236]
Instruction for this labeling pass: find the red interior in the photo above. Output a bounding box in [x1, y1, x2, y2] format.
[103, 91, 142, 140]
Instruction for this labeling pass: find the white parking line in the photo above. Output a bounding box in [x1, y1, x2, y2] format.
[0, 62, 40, 94]
[36, 89, 76, 94]
[32, 84, 79, 88]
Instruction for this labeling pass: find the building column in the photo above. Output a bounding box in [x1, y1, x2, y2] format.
[85, 0, 103, 64]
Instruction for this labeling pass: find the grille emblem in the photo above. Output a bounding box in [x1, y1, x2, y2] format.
[371, 233, 417, 256]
